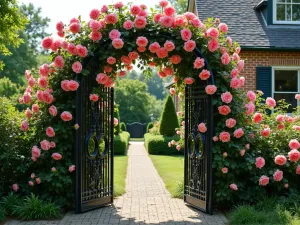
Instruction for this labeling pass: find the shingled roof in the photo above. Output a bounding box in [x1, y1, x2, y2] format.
[194, 0, 300, 49]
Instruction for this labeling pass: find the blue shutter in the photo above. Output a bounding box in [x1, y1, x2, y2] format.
[256, 67, 272, 98]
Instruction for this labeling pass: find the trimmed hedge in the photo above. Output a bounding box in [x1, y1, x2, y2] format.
[114, 132, 130, 155]
[120, 122, 126, 131]
[146, 122, 153, 133]
[144, 133, 182, 155]
[159, 95, 179, 136]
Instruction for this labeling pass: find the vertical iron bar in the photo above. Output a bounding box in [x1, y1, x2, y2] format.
[184, 85, 189, 202]
[110, 87, 114, 202]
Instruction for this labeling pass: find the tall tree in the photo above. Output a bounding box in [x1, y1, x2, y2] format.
[0, 3, 50, 84]
[0, 0, 27, 70]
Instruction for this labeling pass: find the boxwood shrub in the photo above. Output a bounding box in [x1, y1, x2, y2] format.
[114, 132, 130, 155]
[144, 133, 182, 155]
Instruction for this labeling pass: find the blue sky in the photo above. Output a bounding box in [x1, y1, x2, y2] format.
[19, 0, 158, 35]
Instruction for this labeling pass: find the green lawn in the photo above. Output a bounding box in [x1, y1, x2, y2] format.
[130, 138, 144, 141]
[149, 155, 184, 198]
[114, 155, 128, 197]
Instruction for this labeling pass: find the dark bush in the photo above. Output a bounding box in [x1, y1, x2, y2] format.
[114, 104, 121, 135]
[159, 95, 179, 136]
[120, 122, 126, 131]
[144, 133, 182, 155]
[147, 122, 153, 133]
[114, 132, 130, 155]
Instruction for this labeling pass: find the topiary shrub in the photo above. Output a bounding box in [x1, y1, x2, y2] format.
[159, 96, 179, 137]
[114, 132, 130, 155]
[147, 122, 153, 133]
[114, 104, 121, 135]
[120, 122, 126, 131]
[144, 133, 182, 155]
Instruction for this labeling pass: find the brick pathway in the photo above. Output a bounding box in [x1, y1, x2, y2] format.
[6, 142, 227, 225]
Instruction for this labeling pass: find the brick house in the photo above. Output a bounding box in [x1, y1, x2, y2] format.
[188, 0, 300, 112]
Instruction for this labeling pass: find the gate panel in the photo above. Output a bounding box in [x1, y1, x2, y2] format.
[75, 73, 114, 213]
[184, 82, 213, 214]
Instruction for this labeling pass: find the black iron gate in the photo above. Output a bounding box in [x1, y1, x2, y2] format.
[184, 80, 213, 214]
[75, 72, 114, 213]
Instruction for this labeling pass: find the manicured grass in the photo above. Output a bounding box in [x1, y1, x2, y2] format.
[229, 197, 300, 225]
[130, 138, 144, 141]
[114, 155, 128, 197]
[149, 155, 184, 198]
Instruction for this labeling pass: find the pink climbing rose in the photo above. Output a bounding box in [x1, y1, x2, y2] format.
[72, 61, 83, 74]
[256, 157, 265, 169]
[90, 94, 99, 102]
[221, 167, 228, 173]
[183, 40, 196, 52]
[288, 149, 300, 162]
[219, 131, 230, 142]
[205, 85, 217, 95]
[61, 111, 73, 122]
[180, 28, 192, 41]
[198, 123, 207, 133]
[233, 128, 244, 138]
[247, 91, 256, 102]
[266, 97, 276, 108]
[40, 140, 50, 151]
[221, 91, 232, 104]
[69, 165, 76, 173]
[12, 184, 19, 192]
[49, 105, 57, 117]
[259, 175, 269, 186]
[199, 69, 211, 80]
[289, 139, 300, 149]
[218, 105, 231, 116]
[52, 153, 62, 160]
[193, 57, 205, 69]
[230, 184, 238, 191]
[46, 127, 55, 137]
[260, 127, 270, 137]
[114, 118, 119, 126]
[274, 155, 287, 166]
[21, 120, 29, 131]
[253, 112, 263, 123]
[273, 169, 283, 182]
[225, 118, 236, 128]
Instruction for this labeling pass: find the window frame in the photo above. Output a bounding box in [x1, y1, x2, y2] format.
[273, 0, 300, 24]
[272, 66, 300, 112]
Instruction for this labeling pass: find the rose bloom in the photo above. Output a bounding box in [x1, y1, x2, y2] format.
[207, 27, 219, 38]
[261, 127, 270, 137]
[221, 91, 233, 104]
[176, 145, 181, 151]
[273, 169, 283, 182]
[68, 43, 77, 55]
[90, 31, 102, 41]
[218, 23, 228, 33]
[198, 123, 207, 133]
[247, 91, 256, 102]
[266, 97, 276, 108]
[230, 77, 241, 89]
[40, 140, 50, 151]
[28, 77, 35, 87]
[274, 155, 287, 166]
[219, 131, 230, 142]
[221, 52, 230, 65]
[245, 102, 255, 115]
[119, 71, 126, 77]
[191, 17, 201, 27]
[35, 178, 41, 184]
[169, 88, 176, 95]
[221, 167, 228, 173]
[233, 53, 240, 61]
[89, 9, 100, 20]
[32, 104, 39, 113]
[72, 61, 82, 74]
[138, 46, 146, 52]
[25, 109, 33, 119]
[223, 152, 228, 157]
[288, 149, 300, 162]
[154, 13, 163, 23]
[218, 105, 231, 116]
[89, 20, 101, 31]
[49, 105, 57, 116]
[199, 69, 211, 80]
[128, 52, 138, 61]
[159, 0, 169, 7]
[28, 181, 34, 186]
[208, 39, 219, 52]
[105, 13, 118, 24]
[109, 29, 121, 40]
[160, 16, 173, 28]
[69, 165, 76, 173]
[12, 183, 19, 192]
[114, 117, 119, 126]
[193, 57, 205, 69]
[238, 60, 245, 71]
[38, 77, 48, 89]
[253, 112, 263, 123]
[259, 175, 269, 186]
[41, 36, 53, 49]
[61, 111, 73, 122]
[231, 68, 239, 78]
[32, 145, 41, 158]
[134, 16, 147, 29]
[76, 44, 88, 57]
[67, 80, 79, 91]
[183, 40, 196, 52]
[240, 149, 246, 156]
[256, 157, 265, 169]
[50, 141, 56, 148]
[180, 28, 192, 41]
[130, 4, 141, 15]
[158, 71, 167, 78]
[54, 55, 64, 68]
[52, 153, 62, 160]
[234, 128, 244, 138]
[184, 77, 194, 85]
[39, 64, 49, 76]
[136, 36, 148, 47]
[21, 120, 29, 131]
[163, 67, 173, 76]
[156, 48, 168, 58]
[289, 139, 300, 149]
[121, 56, 132, 65]
[46, 127, 55, 137]
[164, 5, 175, 16]
[23, 92, 31, 104]
[213, 136, 219, 142]
[296, 165, 300, 175]
[149, 42, 160, 53]
[276, 114, 284, 122]
[69, 22, 81, 34]
[226, 118, 236, 128]
[230, 184, 238, 191]
[205, 85, 217, 95]
[164, 41, 175, 51]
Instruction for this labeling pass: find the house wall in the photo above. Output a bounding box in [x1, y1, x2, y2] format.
[240, 50, 300, 91]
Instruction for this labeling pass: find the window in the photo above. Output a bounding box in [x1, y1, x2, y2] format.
[274, 0, 300, 24]
[273, 68, 300, 113]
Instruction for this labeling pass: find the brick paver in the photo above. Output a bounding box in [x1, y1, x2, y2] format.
[6, 142, 227, 225]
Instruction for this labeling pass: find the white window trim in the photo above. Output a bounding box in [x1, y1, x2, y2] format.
[272, 66, 300, 111]
[273, 0, 300, 24]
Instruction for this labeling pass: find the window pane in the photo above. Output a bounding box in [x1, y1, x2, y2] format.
[275, 70, 298, 91]
[287, 4, 292, 20]
[277, 4, 286, 20]
[292, 0, 300, 3]
[293, 5, 300, 21]
[274, 93, 297, 113]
